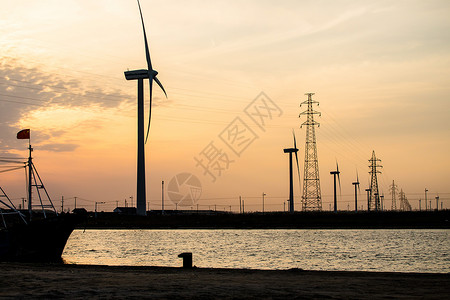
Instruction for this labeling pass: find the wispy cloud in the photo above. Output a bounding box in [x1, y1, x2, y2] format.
[0, 57, 131, 154]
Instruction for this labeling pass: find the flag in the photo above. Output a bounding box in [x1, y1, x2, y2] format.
[17, 129, 30, 139]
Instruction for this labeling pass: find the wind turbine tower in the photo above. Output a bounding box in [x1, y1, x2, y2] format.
[283, 131, 300, 213]
[352, 172, 360, 212]
[124, 0, 167, 216]
[330, 162, 341, 213]
[299, 93, 322, 211]
[368, 150, 382, 211]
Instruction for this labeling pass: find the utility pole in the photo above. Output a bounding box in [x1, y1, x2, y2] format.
[419, 199, 421, 211]
[425, 188, 428, 211]
[300, 93, 322, 211]
[95, 201, 105, 218]
[262, 192, 266, 214]
[239, 196, 242, 214]
[162, 180, 165, 215]
[74, 196, 77, 210]
[61, 196, 64, 213]
[436, 196, 439, 211]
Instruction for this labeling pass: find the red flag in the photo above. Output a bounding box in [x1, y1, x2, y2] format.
[17, 129, 30, 139]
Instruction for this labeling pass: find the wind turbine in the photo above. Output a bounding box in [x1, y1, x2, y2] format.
[330, 161, 341, 213]
[283, 130, 301, 213]
[124, 0, 167, 216]
[352, 170, 360, 212]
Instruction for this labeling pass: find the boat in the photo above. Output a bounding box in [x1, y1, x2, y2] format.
[0, 130, 81, 262]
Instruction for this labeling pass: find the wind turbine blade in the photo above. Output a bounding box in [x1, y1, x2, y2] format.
[356, 169, 360, 193]
[154, 76, 167, 98]
[292, 129, 297, 149]
[295, 150, 301, 191]
[338, 172, 341, 195]
[137, 0, 153, 72]
[145, 79, 153, 144]
[292, 129, 301, 191]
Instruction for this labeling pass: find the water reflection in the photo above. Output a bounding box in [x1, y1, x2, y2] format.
[63, 229, 450, 273]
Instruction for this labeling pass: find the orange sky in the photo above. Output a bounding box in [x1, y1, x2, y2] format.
[1, 0, 449, 212]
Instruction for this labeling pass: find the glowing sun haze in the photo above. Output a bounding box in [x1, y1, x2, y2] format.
[0, 0, 449, 212]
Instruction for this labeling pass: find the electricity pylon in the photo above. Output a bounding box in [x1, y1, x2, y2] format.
[399, 189, 412, 211]
[368, 150, 382, 211]
[390, 180, 398, 211]
[299, 93, 322, 211]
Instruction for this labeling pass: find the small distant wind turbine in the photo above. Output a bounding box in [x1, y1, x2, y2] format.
[124, 0, 167, 216]
[283, 130, 301, 213]
[352, 170, 360, 212]
[330, 161, 341, 213]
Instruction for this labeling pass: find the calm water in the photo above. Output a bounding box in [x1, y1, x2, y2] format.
[62, 229, 449, 273]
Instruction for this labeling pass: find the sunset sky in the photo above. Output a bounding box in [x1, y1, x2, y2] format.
[1, 0, 449, 212]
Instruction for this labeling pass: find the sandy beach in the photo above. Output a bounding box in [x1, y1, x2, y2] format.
[1, 263, 449, 299]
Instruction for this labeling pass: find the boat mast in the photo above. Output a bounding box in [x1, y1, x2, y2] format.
[28, 141, 32, 220]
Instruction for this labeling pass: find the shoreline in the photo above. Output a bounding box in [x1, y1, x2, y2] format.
[2, 262, 449, 299]
[77, 210, 450, 230]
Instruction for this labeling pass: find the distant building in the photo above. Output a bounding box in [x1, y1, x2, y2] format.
[72, 208, 88, 215]
[113, 207, 137, 215]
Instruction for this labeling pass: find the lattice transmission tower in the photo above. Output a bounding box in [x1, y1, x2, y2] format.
[390, 180, 398, 211]
[299, 93, 322, 211]
[399, 189, 412, 211]
[368, 150, 382, 211]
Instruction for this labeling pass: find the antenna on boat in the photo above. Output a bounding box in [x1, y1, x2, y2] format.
[17, 129, 57, 220]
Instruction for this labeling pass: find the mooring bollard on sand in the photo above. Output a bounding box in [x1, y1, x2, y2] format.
[178, 252, 192, 268]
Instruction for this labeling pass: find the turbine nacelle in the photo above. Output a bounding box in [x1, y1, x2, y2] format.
[124, 69, 159, 80]
[283, 148, 298, 154]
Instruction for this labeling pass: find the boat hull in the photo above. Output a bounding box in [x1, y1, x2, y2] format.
[0, 214, 80, 262]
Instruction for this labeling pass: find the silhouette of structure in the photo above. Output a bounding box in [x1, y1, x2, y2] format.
[124, 0, 167, 216]
[368, 151, 382, 211]
[283, 131, 300, 213]
[365, 188, 371, 211]
[352, 172, 360, 212]
[299, 93, 322, 211]
[390, 180, 398, 211]
[330, 162, 341, 213]
[399, 189, 412, 211]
